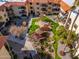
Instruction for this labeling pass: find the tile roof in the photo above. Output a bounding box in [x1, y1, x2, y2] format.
[26, 0, 60, 3]
[60, 0, 71, 12]
[0, 0, 71, 12]
[3, 2, 25, 7]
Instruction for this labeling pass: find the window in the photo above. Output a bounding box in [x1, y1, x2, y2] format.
[36, 3, 39, 5]
[4, 14, 6, 17]
[49, 2, 52, 5]
[37, 11, 39, 13]
[0, 16, 3, 19]
[68, 18, 71, 24]
[74, 24, 78, 29]
[48, 7, 51, 9]
[20, 10, 26, 13]
[52, 8, 60, 11]
[30, 2, 32, 5]
[37, 7, 39, 9]
[41, 8, 47, 11]
[2, 9, 4, 12]
[19, 6, 26, 9]
[30, 7, 33, 9]
[41, 4, 47, 7]
[24, 56, 28, 59]
[21, 14, 27, 17]
[6, 19, 9, 21]
[52, 4, 60, 7]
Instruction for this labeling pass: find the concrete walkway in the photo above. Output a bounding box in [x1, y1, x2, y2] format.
[58, 40, 72, 59]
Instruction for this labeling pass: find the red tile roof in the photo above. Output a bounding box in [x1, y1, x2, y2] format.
[60, 0, 71, 12]
[26, 0, 60, 3]
[0, 0, 71, 12]
[3, 2, 25, 7]
[0, 36, 7, 49]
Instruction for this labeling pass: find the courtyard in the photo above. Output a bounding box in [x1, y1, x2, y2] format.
[28, 16, 77, 59]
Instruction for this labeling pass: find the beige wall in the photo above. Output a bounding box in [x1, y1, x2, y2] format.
[25, 3, 60, 16]
[69, 12, 79, 34]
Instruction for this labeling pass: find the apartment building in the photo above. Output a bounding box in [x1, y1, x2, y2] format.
[62, 0, 79, 34]
[3, 2, 27, 23]
[25, 0, 61, 16]
[69, 8, 79, 34]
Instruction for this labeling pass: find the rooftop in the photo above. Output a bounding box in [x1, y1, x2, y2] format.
[0, 0, 71, 12]
[2, 2, 25, 7]
[0, 36, 7, 49]
[60, 0, 71, 12]
[26, 0, 60, 4]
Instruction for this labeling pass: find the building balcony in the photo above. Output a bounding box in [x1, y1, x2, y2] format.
[52, 8, 60, 11]
[41, 4, 48, 7]
[21, 14, 27, 17]
[19, 10, 26, 14]
[52, 6, 60, 9]
[41, 8, 47, 11]
[52, 3, 60, 7]
[18, 6, 26, 10]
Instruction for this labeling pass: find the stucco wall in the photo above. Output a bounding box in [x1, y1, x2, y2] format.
[69, 12, 79, 34]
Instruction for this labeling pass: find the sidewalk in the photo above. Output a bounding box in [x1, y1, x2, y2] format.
[58, 40, 72, 59]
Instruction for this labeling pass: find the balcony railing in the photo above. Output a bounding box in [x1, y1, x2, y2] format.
[18, 6, 26, 9]
[41, 4, 48, 7]
[41, 8, 47, 11]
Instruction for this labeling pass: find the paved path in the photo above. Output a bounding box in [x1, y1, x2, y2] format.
[58, 40, 72, 59]
[22, 34, 37, 57]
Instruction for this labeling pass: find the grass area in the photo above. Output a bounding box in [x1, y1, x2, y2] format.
[29, 16, 59, 34]
[51, 22, 59, 34]
[53, 35, 61, 59]
[29, 18, 39, 34]
[39, 16, 59, 34]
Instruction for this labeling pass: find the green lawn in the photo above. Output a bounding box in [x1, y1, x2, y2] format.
[39, 16, 59, 34]
[53, 35, 61, 59]
[29, 18, 39, 34]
